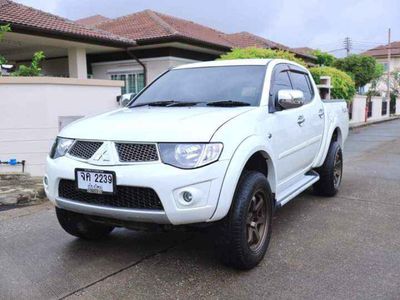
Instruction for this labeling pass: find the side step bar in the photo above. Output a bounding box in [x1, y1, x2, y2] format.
[275, 170, 320, 208]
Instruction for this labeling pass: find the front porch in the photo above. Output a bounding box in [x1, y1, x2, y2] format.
[0, 31, 125, 78]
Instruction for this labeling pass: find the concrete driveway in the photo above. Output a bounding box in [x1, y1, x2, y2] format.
[1, 120, 399, 300]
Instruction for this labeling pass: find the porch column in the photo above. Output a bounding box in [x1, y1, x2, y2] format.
[68, 48, 87, 79]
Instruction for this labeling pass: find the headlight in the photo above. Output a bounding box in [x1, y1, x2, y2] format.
[49, 137, 75, 159]
[159, 143, 223, 169]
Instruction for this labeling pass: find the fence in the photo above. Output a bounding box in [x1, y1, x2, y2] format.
[349, 95, 399, 126]
[0, 77, 123, 176]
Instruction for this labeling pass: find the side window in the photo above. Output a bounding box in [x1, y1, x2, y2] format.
[289, 71, 314, 103]
[271, 70, 292, 100]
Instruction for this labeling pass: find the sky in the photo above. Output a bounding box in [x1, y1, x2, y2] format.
[14, 0, 400, 56]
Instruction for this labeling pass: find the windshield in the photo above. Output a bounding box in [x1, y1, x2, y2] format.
[130, 65, 266, 107]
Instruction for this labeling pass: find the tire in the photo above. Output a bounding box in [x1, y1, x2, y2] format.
[56, 207, 114, 240]
[215, 171, 273, 270]
[313, 141, 343, 197]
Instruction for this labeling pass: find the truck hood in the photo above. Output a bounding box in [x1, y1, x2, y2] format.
[59, 106, 255, 142]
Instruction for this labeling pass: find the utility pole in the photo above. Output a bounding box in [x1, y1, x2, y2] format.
[387, 28, 391, 115]
[344, 37, 352, 56]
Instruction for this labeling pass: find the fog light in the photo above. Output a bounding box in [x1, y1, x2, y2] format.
[182, 191, 193, 203]
[43, 176, 48, 186]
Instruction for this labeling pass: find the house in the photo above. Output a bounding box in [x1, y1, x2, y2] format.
[0, 0, 317, 176]
[0, 0, 316, 95]
[291, 47, 315, 56]
[363, 42, 400, 73]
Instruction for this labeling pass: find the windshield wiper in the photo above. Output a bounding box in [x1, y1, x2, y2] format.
[131, 100, 176, 107]
[206, 100, 251, 107]
[167, 101, 204, 107]
[131, 100, 204, 108]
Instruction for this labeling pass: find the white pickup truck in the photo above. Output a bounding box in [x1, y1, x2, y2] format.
[44, 59, 348, 269]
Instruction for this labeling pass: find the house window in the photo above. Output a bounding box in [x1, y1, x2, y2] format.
[381, 62, 388, 72]
[110, 72, 145, 95]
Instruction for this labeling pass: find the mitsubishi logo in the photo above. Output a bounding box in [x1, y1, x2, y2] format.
[92, 143, 111, 162]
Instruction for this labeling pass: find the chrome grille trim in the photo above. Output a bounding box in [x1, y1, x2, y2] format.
[115, 143, 159, 162]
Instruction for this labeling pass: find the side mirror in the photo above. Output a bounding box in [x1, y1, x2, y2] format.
[277, 89, 304, 109]
[119, 93, 136, 107]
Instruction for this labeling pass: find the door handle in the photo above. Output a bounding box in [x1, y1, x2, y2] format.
[297, 115, 305, 126]
[318, 109, 325, 118]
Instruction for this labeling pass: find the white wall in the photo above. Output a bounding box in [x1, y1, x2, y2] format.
[369, 96, 384, 121]
[91, 56, 198, 85]
[376, 57, 400, 72]
[350, 95, 367, 124]
[350, 95, 392, 125]
[0, 77, 123, 176]
[396, 98, 400, 115]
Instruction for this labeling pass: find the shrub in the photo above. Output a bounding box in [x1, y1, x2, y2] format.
[219, 47, 306, 66]
[334, 54, 383, 89]
[0, 24, 11, 69]
[311, 49, 336, 66]
[12, 51, 45, 76]
[309, 66, 356, 101]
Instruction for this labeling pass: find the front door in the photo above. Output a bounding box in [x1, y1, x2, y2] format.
[267, 64, 324, 195]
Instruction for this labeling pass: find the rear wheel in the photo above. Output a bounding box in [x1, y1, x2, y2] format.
[56, 207, 114, 240]
[313, 141, 343, 197]
[215, 171, 272, 270]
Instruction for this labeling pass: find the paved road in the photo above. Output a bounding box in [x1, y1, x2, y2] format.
[1, 120, 400, 300]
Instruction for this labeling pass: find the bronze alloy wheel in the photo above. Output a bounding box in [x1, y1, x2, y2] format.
[333, 149, 343, 189]
[246, 189, 268, 251]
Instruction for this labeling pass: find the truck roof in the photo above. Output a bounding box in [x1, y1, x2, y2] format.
[174, 59, 273, 69]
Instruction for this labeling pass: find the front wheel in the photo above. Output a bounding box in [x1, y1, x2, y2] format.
[215, 171, 273, 270]
[313, 141, 343, 197]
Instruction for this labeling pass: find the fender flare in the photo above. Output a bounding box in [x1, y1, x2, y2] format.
[209, 135, 276, 222]
[314, 115, 343, 167]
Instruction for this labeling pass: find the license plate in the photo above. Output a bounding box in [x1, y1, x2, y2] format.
[75, 169, 115, 194]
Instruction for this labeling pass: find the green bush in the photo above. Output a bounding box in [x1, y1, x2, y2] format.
[12, 51, 45, 76]
[311, 49, 336, 66]
[0, 24, 10, 41]
[309, 66, 356, 101]
[219, 47, 306, 66]
[0, 24, 11, 69]
[334, 54, 383, 89]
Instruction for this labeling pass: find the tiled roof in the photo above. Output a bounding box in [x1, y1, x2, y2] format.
[96, 10, 232, 49]
[0, 1, 316, 60]
[75, 15, 110, 26]
[222, 32, 285, 49]
[222, 32, 315, 59]
[0, 0, 133, 47]
[96, 11, 315, 60]
[292, 47, 315, 55]
[363, 42, 400, 57]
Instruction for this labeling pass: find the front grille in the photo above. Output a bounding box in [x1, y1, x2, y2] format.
[68, 141, 103, 159]
[115, 143, 158, 162]
[58, 179, 163, 210]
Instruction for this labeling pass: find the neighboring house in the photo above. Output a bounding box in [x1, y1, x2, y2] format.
[0, 0, 316, 96]
[363, 42, 400, 73]
[291, 47, 315, 56]
[363, 42, 400, 96]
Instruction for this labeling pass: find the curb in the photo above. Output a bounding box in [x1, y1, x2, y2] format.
[350, 116, 400, 130]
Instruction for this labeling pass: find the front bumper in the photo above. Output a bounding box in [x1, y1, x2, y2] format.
[44, 156, 229, 225]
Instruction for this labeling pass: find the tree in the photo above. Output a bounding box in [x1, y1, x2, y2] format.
[334, 54, 383, 89]
[219, 47, 306, 66]
[311, 49, 336, 66]
[12, 51, 46, 76]
[309, 66, 356, 101]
